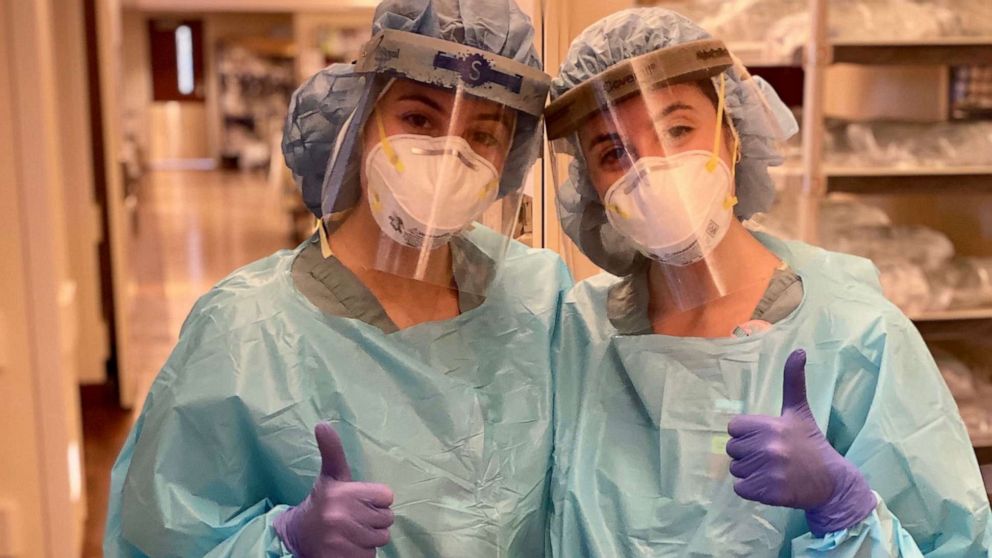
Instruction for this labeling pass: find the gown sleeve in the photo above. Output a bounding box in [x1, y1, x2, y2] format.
[104, 301, 296, 558]
[792, 308, 992, 557]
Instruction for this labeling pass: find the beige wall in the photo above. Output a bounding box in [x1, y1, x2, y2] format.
[0, 3, 47, 554]
[122, 9, 153, 158]
[52, 0, 111, 385]
[1, 0, 86, 554]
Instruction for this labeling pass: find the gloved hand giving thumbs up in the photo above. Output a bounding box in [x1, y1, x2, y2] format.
[725, 350, 877, 537]
[274, 423, 395, 557]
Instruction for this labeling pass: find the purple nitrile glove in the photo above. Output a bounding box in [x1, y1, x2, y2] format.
[274, 423, 395, 558]
[725, 349, 877, 537]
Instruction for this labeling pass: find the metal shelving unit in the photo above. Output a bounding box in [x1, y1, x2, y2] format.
[824, 166, 992, 194]
[802, 0, 992, 320]
[800, 1, 992, 461]
[975, 435, 992, 464]
[830, 37, 992, 66]
[911, 307, 992, 323]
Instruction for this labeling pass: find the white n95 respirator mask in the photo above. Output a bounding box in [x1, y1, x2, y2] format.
[603, 150, 737, 267]
[364, 133, 500, 250]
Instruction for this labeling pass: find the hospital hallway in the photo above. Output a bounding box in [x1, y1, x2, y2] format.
[80, 170, 296, 556]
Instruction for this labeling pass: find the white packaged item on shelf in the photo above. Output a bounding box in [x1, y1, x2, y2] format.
[931, 344, 992, 438]
[933, 348, 978, 402]
[948, 258, 992, 309]
[925, 266, 958, 312]
[827, 121, 992, 169]
[822, 224, 955, 271]
[812, 198, 958, 314]
[830, 0, 962, 42]
[960, 405, 992, 437]
[930, 0, 992, 36]
[876, 261, 932, 315]
[818, 198, 891, 243]
[666, 0, 987, 64]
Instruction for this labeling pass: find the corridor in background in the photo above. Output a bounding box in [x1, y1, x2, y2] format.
[82, 169, 294, 556]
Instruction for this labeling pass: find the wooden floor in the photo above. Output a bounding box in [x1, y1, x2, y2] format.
[81, 169, 295, 557]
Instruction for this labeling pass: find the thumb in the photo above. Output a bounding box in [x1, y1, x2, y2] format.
[780, 349, 809, 414]
[315, 422, 351, 481]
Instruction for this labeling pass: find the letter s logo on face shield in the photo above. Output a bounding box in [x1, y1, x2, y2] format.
[469, 60, 483, 82]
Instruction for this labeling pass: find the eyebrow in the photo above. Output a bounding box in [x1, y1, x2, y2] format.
[651, 102, 694, 121]
[397, 93, 446, 114]
[583, 101, 696, 152]
[397, 94, 514, 130]
[473, 111, 515, 130]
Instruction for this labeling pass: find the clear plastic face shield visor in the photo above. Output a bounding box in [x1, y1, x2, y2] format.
[318, 29, 550, 297]
[546, 39, 789, 311]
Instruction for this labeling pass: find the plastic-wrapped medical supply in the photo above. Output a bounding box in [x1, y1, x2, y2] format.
[656, 0, 992, 64]
[875, 261, 931, 315]
[821, 222, 957, 313]
[950, 259, 992, 308]
[830, 0, 962, 42]
[932, 347, 992, 437]
[754, 193, 992, 314]
[821, 224, 955, 272]
[933, 348, 978, 402]
[818, 198, 891, 241]
[826, 120, 992, 169]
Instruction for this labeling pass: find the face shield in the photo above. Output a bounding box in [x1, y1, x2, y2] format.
[547, 39, 792, 310]
[319, 29, 550, 296]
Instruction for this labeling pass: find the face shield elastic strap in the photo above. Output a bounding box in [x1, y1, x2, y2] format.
[707, 73, 741, 211]
[374, 109, 406, 174]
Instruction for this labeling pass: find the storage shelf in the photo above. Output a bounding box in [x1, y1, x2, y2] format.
[830, 38, 992, 65]
[824, 166, 992, 194]
[910, 308, 992, 322]
[974, 434, 992, 465]
[727, 41, 800, 68]
[825, 166, 992, 177]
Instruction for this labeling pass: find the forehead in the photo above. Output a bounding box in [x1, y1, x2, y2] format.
[386, 78, 510, 113]
[578, 83, 715, 137]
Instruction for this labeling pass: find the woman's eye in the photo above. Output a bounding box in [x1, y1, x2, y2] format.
[402, 113, 433, 131]
[471, 130, 500, 148]
[600, 147, 627, 167]
[665, 125, 693, 140]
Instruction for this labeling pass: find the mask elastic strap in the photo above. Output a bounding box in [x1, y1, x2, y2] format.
[375, 110, 405, 174]
[706, 73, 740, 211]
[316, 217, 334, 259]
[724, 122, 741, 210]
[706, 73, 728, 174]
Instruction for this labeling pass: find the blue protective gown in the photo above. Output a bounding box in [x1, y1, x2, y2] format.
[105, 231, 570, 557]
[549, 232, 992, 557]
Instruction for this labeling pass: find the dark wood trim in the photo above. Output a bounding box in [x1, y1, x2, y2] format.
[82, 0, 120, 394]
